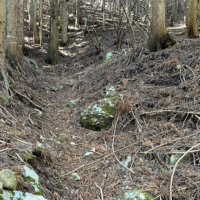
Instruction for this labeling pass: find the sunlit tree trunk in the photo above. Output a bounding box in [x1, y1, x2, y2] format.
[39, 0, 43, 46]
[46, 0, 59, 64]
[6, 0, 18, 68]
[61, 0, 69, 46]
[187, 0, 198, 37]
[17, 0, 24, 65]
[29, 0, 34, 31]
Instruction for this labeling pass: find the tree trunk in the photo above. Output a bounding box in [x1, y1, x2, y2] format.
[17, 0, 25, 65]
[198, 0, 200, 20]
[75, 0, 82, 26]
[6, 0, 18, 68]
[33, 0, 38, 43]
[102, 0, 106, 30]
[147, 0, 167, 52]
[29, 0, 34, 31]
[45, 0, 59, 64]
[187, 0, 198, 37]
[0, 0, 7, 72]
[39, 0, 43, 46]
[61, 0, 69, 46]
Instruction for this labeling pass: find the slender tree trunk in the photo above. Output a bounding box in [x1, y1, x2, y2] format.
[187, 0, 198, 37]
[102, 0, 106, 30]
[17, 0, 25, 65]
[147, 0, 175, 52]
[198, 0, 200, 20]
[0, 0, 7, 73]
[29, 0, 34, 31]
[6, 0, 18, 68]
[61, 0, 69, 46]
[33, 0, 38, 43]
[75, 0, 82, 26]
[39, 0, 43, 46]
[45, 0, 59, 64]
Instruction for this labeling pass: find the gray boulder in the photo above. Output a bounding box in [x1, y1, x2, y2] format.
[0, 169, 17, 190]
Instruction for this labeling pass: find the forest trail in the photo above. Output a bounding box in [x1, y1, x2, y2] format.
[1, 2, 200, 200]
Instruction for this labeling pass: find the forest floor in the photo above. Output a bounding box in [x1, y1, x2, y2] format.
[1, 3, 200, 200]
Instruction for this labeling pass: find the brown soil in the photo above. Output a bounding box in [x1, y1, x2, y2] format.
[0, 2, 200, 200]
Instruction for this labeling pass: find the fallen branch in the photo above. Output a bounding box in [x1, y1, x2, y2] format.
[95, 183, 104, 200]
[11, 87, 43, 110]
[170, 143, 200, 200]
[145, 131, 200, 154]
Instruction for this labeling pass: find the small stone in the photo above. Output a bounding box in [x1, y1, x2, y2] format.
[0, 119, 5, 124]
[68, 173, 81, 181]
[0, 169, 17, 190]
[170, 150, 190, 165]
[0, 182, 3, 194]
[117, 188, 154, 200]
[91, 148, 95, 152]
[106, 52, 113, 61]
[117, 156, 132, 172]
[83, 152, 94, 159]
[106, 86, 116, 98]
[70, 142, 76, 146]
[50, 87, 58, 92]
[67, 99, 79, 108]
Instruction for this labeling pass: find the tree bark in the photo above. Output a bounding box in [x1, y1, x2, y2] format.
[187, 0, 198, 37]
[45, 0, 59, 64]
[39, 0, 43, 46]
[0, 0, 7, 71]
[6, 0, 18, 68]
[61, 0, 69, 46]
[17, 0, 24, 61]
[75, 0, 82, 26]
[29, 0, 34, 31]
[102, 0, 106, 30]
[33, 0, 38, 43]
[147, 0, 175, 52]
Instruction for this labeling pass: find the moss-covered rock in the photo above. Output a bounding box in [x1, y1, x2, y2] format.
[117, 189, 154, 200]
[0, 169, 17, 190]
[21, 166, 43, 195]
[21, 152, 36, 162]
[0, 190, 47, 200]
[80, 97, 116, 130]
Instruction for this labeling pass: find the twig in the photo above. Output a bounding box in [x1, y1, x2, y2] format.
[0, 104, 18, 122]
[142, 109, 200, 115]
[95, 183, 104, 200]
[16, 153, 26, 163]
[0, 148, 11, 153]
[170, 143, 200, 200]
[145, 131, 200, 154]
[11, 87, 43, 110]
[112, 116, 135, 174]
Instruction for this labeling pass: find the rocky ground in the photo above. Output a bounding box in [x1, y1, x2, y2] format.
[0, 2, 200, 200]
